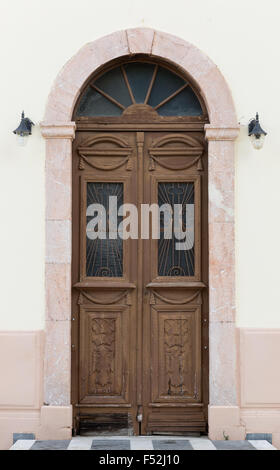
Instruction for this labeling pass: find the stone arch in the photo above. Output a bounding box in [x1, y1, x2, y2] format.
[43, 28, 237, 126]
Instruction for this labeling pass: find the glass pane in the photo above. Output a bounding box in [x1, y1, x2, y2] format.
[124, 63, 155, 103]
[148, 66, 185, 108]
[158, 182, 195, 277]
[76, 86, 122, 116]
[94, 67, 132, 107]
[86, 182, 123, 277]
[158, 86, 202, 116]
[76, 63, 204, 117]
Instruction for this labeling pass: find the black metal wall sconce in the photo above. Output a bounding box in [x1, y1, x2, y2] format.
[248, 113, 267, 150]
[13, 111, 34, 146]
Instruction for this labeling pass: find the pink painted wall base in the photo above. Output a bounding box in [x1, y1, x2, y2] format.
[1, 329, 280, 449]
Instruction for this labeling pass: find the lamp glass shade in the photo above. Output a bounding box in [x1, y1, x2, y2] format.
[16, 134, 28, 147]
[250, 134, 265, 150]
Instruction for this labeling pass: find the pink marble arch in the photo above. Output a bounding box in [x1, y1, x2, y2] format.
[40, 28, 240, 437]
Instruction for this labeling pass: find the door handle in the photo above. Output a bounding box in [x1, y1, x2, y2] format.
[137, 405, 143, 422]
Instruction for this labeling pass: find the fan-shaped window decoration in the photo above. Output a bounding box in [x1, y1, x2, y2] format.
[76, 62, 203, 117]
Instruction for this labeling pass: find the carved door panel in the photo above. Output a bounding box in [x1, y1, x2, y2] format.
[72, 129, 208, 435]
[72, 131, 138, 435]
[141, 131, 208, 435]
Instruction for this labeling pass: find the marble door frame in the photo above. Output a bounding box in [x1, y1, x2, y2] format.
[40, 28, 240, 436]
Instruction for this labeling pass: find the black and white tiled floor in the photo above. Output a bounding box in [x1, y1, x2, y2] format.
[10, 436, 277, 450]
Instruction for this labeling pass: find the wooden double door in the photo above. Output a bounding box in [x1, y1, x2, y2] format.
[72, 127, 208, 435]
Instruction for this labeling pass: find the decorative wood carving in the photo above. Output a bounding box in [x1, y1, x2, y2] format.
[77, 292, 84, 305]
[150, 289, 201, 305]
[79, 153, 132, 171]
[122, 104, 159, 119]
[149, 154, 203, 171]
[164, 318, 191, 396]
[126, 291, 132, 306]
[79, 157, 85, 170]
[78, 134, 133, 171]
[79, 134, 130, 148]
[151, 306, 201, 407]
[79, 308, 129, 405]
[79, 289, 130, 305]
[90, 317, 116, 394]
[149, 133, 204, 172]
[150, 133, 204, 148]
[149, 291, 156, 305]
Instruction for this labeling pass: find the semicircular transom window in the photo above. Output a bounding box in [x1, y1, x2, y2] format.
[76, 62, 203, 117]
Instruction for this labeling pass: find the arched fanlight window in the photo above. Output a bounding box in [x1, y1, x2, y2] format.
[75, 61, 204, 117]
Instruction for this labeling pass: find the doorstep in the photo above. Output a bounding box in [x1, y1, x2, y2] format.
[10, 436, 277, 450]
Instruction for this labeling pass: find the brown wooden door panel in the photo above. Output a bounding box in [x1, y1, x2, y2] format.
[72, 131, 138, 434]
[79, 306, 130, 405]
[146, 408, 206, 434]
[150, 306, 201, 404]
[72, 128, 208, 435]
[141, 130, 208, 434]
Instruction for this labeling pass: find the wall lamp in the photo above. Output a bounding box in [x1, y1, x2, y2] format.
[13, 111, 34, 146]
[248, 113, 267, 150]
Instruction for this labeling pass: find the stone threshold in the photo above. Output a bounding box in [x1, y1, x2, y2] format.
[10, 436, 277, 451]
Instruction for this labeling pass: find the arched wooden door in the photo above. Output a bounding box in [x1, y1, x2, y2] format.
[71, 59, 209, 436]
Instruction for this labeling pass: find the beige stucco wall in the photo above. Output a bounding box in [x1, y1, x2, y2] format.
[1, 0, 280, 330]
[0, 0, 280, 450]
